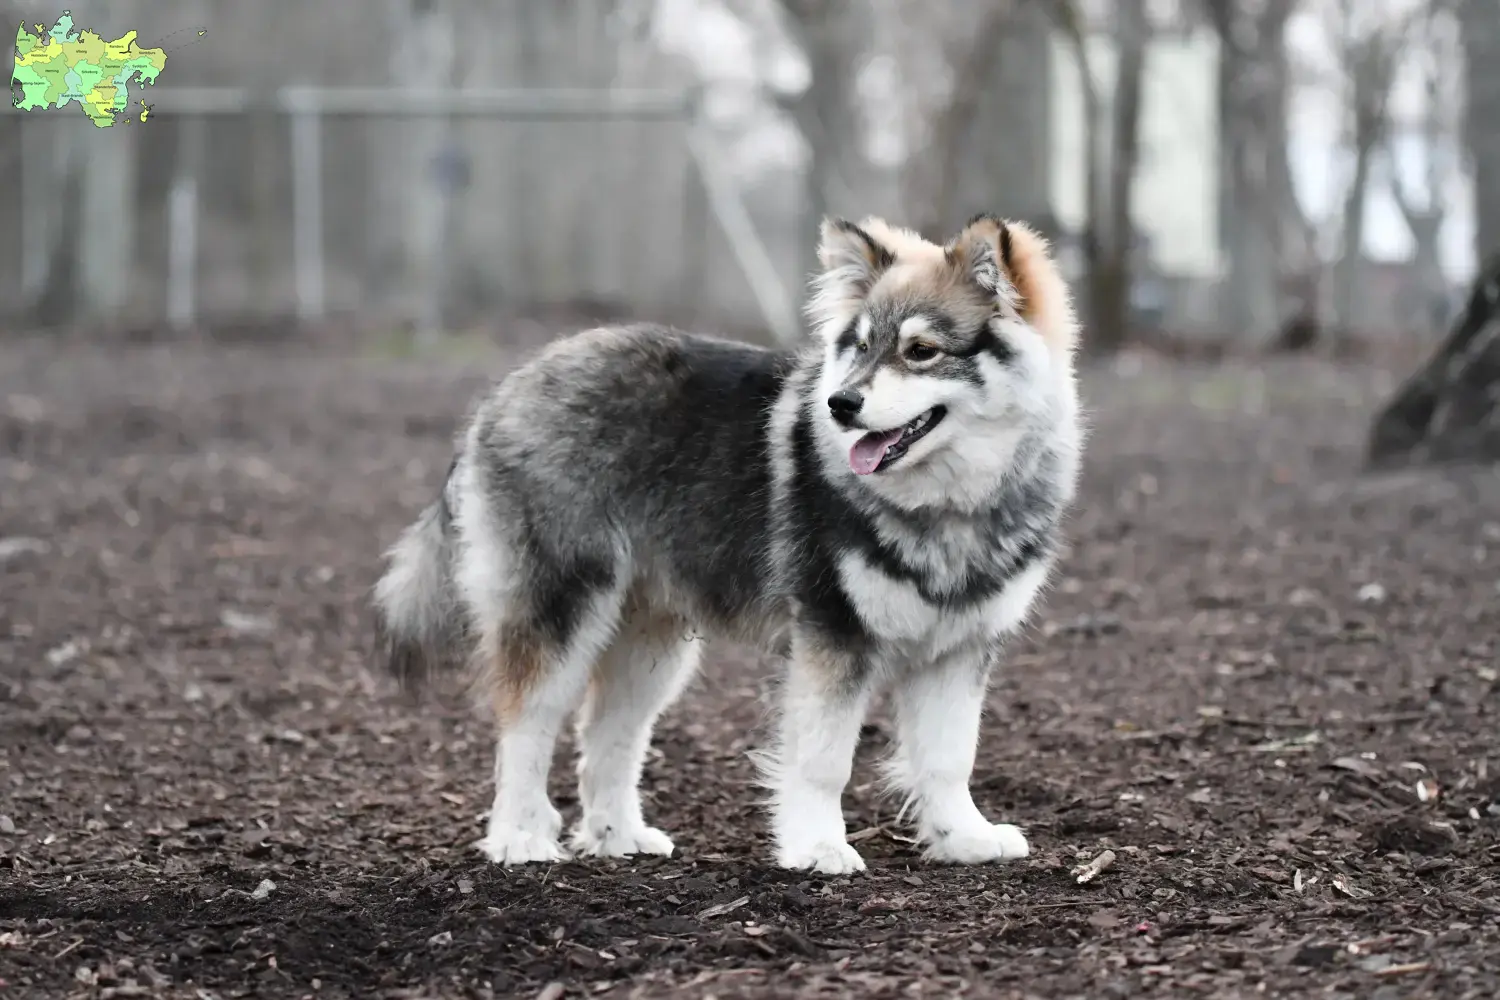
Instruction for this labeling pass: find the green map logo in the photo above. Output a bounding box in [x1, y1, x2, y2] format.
[11, 10, 205, 127]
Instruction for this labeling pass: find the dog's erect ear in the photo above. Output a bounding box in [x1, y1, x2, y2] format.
[949, 214, 1080, 356]
[817, 217, 895, 285]
[946, 213, 1019, 310]
[805, 217, 895, 335]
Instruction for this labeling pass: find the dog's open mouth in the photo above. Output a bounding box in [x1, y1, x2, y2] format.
[848, 406, 947, 475]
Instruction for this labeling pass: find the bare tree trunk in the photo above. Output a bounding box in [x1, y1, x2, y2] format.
[1369, 252, 1500, 467]
[1390, 151, 1448, 335]
[777, 1, 873, 298]
[1088, 0, 1147, 354]
[1206, 0, 1299, 342]
[1461, 0, 1500, 257]
[1332, 20, 1404, 333]
[1333, 137, 1376, 331]
[904, 2, 1015, 237]
[1048, 1, 1106, 341]
[966, 2, 1053, 229]
[1052, 0, 1147, 353]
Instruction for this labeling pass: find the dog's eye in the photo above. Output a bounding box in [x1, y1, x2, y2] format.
[856, 341, 870, 353]
[904, 343, 940, 363]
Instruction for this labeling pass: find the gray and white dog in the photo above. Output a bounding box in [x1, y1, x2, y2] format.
[374, 214, 1084, 874]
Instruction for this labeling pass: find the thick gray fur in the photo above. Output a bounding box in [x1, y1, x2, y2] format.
[373, 214, 1083, 873]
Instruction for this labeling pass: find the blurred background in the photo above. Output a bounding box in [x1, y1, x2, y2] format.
[3, 0, 1496, 354]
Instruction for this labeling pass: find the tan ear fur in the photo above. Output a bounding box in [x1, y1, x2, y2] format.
[948, 214, 1081, 358]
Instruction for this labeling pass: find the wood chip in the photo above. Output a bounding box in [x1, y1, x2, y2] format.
[1347, 935, 1397, 955]
[1375, 961, 1433, 977]
[1072, 849, 1116, 884]
[697, 894, 750, 919]
[1331, 874, 1366, 898]
[1331, 756, 1381, 778]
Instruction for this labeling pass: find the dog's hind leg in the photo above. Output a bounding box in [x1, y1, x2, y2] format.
[466, 556, 627, 865]
[569, 607, 702, 858]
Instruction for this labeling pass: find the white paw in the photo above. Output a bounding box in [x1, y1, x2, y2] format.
[925, 822, 1030, 864]
[477, 826, 570, 866]
[570, 822, 676, 859]
[777, 839, 867, 875]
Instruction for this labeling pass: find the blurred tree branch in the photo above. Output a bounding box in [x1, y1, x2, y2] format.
[1037, 0, 1148, 353]
[1384, 1, 1460, 332]
[902, 1, 1016, 237]
[1323, 0, 1434, 331]
[727, 0, 873, 294]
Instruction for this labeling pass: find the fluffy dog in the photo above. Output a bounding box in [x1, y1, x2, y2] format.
[374, 214, 1083, 874]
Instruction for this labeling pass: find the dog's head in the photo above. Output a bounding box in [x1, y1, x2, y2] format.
[805, 214, 1081, 509]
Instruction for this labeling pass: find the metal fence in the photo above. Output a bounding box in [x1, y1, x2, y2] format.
[0, 85, 804, 344]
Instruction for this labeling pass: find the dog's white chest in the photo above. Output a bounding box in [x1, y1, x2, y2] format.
[836, 551, 1050, 656]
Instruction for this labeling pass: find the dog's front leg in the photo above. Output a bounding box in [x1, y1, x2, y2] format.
[887, 646, 1029, 864]
[765, 635, 872, 874]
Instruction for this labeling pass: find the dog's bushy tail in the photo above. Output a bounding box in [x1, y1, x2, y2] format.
[373, 467, 462, 689]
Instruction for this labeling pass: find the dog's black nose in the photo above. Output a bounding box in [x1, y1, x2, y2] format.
[827, 389, 864, 420]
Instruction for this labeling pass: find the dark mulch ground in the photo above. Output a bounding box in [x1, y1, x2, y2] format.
[2, 334, 1497, 1000]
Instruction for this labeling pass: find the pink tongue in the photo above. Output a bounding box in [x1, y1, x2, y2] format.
[849, 429, 904, 475]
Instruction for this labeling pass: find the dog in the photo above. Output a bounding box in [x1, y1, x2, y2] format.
[373, 213, 1083, 874]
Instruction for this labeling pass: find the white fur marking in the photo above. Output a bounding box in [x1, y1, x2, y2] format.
[898, 315, 933, 341]
[836, 553, 1053, 658]
[477, 586, 625, 866]
[860, 368, 948, 432]
[764, 651, 871, 874]
[570, 618, 702, 858]
[982, 558, 1053, 638]
[887, 653, 1030, 864]
[837, 552, 936, 643]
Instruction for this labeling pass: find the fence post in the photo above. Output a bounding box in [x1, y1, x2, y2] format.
[167, 114, 205, 331]
[288, 92, 326, 324]
[679, 85, 709, 328]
